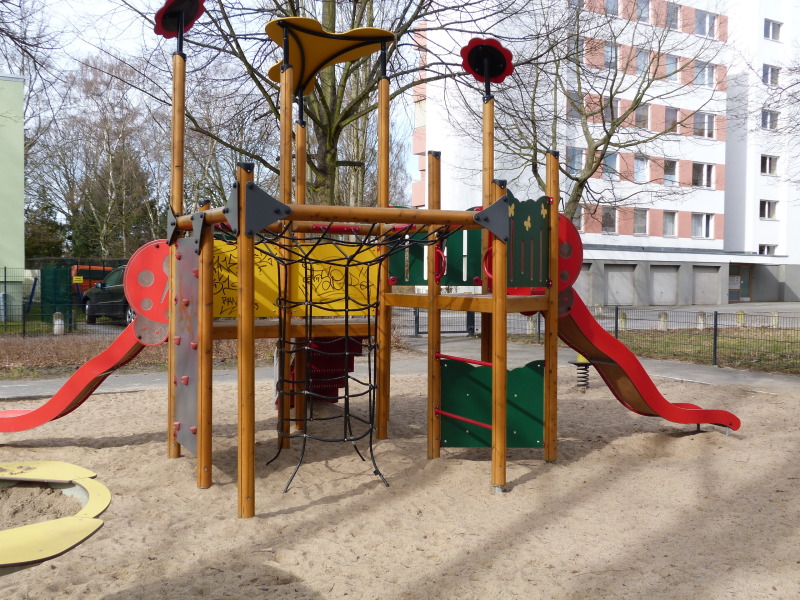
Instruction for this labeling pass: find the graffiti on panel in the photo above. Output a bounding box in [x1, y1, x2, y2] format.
[212, 240, 379, 318]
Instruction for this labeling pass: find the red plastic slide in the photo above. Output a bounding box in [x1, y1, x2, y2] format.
[559, 291, 741, 430]
[0, 324, 144, 432]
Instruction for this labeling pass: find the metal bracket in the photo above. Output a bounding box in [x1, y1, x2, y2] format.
[166, 208, 181, 246]
[190, 211, 205, 255]
[245, 182, 291, 236]
[473, 195, 510, 243]
[223, 183, 239, 235]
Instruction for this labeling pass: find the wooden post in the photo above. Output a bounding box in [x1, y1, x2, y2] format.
[376, 71, 392, 440]
[480, 96, 494, 364]
[197, 202, 213, 488]
[543, 151, 560, 463]
[167, 51, 186, 460]
[490, 180, 507, 492]
[426, 151, 442, 459]
[236, 163, 256, 519]
[279, 65, 294, 450]
[293, 103, 307, 431]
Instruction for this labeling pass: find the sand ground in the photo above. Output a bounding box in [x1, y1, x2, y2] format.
[1, 361, 799, 599]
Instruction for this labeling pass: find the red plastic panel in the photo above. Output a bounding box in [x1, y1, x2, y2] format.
[124, 239, 170, 324]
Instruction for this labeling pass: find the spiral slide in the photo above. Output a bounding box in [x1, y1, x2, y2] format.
[559, 292, 741, 430]
[0, 324, 144, 433]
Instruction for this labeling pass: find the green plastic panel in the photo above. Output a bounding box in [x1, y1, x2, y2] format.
[440, 359, 544, 448]
[507, 192, 550, 288]
[439, 229, 483, 286]
[388, 231, 426, 286]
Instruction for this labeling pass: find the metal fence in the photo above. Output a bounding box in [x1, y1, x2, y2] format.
[393, 305, 800, 374]
[3, 296, 800, 375]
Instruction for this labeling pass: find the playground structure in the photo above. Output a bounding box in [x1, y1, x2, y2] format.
[0, 11, 742, 522]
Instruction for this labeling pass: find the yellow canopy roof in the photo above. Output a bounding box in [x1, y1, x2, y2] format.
[266, 17, 395, 96]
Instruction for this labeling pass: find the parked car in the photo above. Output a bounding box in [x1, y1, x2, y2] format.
[83, 266, 135, 325]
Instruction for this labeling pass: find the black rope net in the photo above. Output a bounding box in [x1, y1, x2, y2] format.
[255, 220, 458, 491]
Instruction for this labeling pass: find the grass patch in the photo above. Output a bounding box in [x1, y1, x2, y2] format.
[512, 326, 800, 375]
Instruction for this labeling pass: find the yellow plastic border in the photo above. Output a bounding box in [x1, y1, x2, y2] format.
[0, 461, 111, 571]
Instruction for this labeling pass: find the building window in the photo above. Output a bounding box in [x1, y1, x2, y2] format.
[763, 65, 780, 86]
[665, 54, 679, 81]
[636, 49, 649, 74]
[761, 110, 779, 130]
[572, 204, 583, 231]
[761, 155, 778, 175]
[692, 163, 713, 188]
[637, 0, 649, 23]
[634, 208, 648, 234]
[568, 0, 584, 8]
[693, 112, 714, 138]
[663, 160, 678, 186]
[665, 2, 679, 29]
[635, 104, 649, 129]
[759, 244, 776, 255]
[566, 147, 584, 175]
[760, 200, 777, 219]
[602, 206, 617, 233]
[566, 91, 582, 120]
[604, 43, 618, 70]
[603, 97, 619, 123]
[568, 35, 584, 61]
[764, 19, 781, 41]
[605, 0, 618, 16]
[663, 211, 676, 236]
[665, 107, 678, 133]
[696, 10, 715, 38]
[634, 156, 648, 182]
[602, 153, 619, 180]
[694, 62, 715, 87]
[692, 213, 713, 238]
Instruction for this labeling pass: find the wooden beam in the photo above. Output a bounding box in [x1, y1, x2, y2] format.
[197, 203, 213, 488]
[543, 151, 560, 463]
[236, 164, 256, 519]
[376, 76, 392, 440]
[490, 180, 507, 491]
[427, 152, 442, 459]
[167, 51, 186, 461]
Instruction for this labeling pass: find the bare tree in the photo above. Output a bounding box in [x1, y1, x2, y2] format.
[101, 0, 513, 208]
[445, 0, 727, 219]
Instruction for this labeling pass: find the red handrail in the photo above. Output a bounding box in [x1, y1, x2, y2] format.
[435, 408, 492, 430]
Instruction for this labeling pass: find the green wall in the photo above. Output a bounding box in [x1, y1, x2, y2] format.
[0, 75, 25, 270]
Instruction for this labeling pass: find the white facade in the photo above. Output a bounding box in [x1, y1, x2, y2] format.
[410, 0, 800, 305]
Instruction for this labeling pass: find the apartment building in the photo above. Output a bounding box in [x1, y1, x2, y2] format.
[724, 0, 800, 302]
[411, 0, 800, 306]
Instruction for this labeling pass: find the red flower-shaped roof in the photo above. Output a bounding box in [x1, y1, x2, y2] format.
[154, 0, 205, 39]
[460, 38, 514, 84]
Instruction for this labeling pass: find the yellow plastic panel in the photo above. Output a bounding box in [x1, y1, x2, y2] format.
[0, 517, 102, 567]
[0, 461, 96, 484]
[212, 240, 379, 318]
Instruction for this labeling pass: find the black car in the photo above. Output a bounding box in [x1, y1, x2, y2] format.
[83, 266, 135, 325]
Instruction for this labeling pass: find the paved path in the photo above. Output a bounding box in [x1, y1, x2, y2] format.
[2, 335, 796, 402]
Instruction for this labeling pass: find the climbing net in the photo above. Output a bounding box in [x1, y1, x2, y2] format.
[256, 220, 459, 491]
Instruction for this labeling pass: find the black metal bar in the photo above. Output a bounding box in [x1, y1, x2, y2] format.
[466, 311, 475, 336]
[176, 11, 185, 55]
[414, 307, 420, 337]
[614, 305, 619, 339]
[713, 310, 719, 366]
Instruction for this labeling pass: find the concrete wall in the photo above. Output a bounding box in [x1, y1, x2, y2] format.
[577, 260, 729, 306]
[0, 75, 25, 271]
